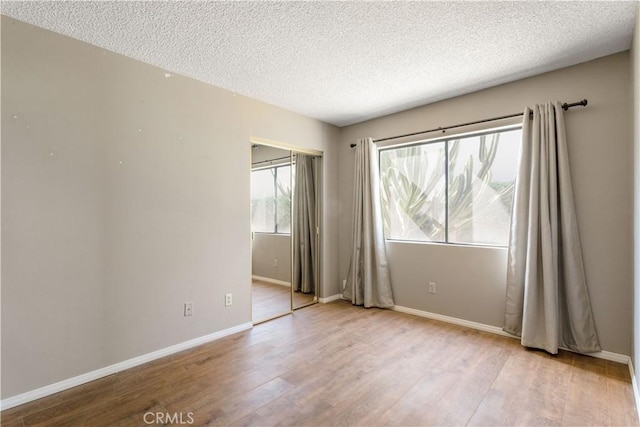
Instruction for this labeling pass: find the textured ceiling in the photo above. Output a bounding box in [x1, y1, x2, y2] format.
[1, 1, 638, 126]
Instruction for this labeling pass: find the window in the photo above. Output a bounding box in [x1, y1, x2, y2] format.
[380, 127, 521, 246]
[251, 165, 291, 233]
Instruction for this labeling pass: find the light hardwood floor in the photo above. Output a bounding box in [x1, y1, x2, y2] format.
[252, 280, 315, 323]
[252, 280, 292, 322]
[2, 300, 637, 426]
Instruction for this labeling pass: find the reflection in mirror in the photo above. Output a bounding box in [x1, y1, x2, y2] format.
[251, 145, 293, 323]
[292, 153, 319, 309]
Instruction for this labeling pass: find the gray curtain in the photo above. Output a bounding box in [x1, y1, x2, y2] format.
[504, 101, 600, 354]
[292, 154, 317, 294]
[344, 138, 395, 308]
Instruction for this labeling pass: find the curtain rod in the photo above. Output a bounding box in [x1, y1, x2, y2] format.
[349, 99, 588, 147]
[251, 155, 291, 166]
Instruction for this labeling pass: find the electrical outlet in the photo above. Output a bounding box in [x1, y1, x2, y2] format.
[273, 259, 278, 267]
[225, 293, 233, 306]
[184, 302, 194, 316]
[428, 282, 437, 294]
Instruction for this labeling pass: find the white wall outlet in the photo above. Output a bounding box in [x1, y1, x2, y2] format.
[273, 259, 278, 267]
[184, 302, 194, 316]
[428, 282, 437, 294]
[225, 293, 233, 306]
[342, 279, 347, 290]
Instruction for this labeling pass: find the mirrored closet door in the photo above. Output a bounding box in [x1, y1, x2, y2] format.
[291, 152, 320, 310]
[251, 142, 322, 324]
[251, 145, 293, 323]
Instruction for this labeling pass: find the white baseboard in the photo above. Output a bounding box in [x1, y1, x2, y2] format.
[629, 360, 640, 422]
[393, 305, 514, 338]
[0, 322, 253, 411]
[319, 294, 343, 303]
[252, 275, 291, 287]
[393, 304, 629, 364]
[583, 350, 630, 364]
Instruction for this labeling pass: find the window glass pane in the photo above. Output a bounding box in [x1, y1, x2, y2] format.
[447, 129, 521, 245]
[276, 165, 291, 233]
[251, 169, 275, 232]
[380, 144, 446, 242]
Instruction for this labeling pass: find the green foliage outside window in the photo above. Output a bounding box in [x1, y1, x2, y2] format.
[380, 128, 521, 246]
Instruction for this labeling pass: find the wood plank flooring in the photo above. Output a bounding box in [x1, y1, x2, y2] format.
[2, 300, 637, 426]
[252, 280, 292, 322]
[252, 280, 315, 323]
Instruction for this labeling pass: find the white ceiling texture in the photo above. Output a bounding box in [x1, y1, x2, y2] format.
[1, 1, 638, 126]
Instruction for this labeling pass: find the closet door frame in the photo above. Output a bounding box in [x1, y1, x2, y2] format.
[250, 136, 322, 323]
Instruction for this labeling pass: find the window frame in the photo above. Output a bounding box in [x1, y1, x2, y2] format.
[378, 124, 522, 248]
[251, 163, 292, 235]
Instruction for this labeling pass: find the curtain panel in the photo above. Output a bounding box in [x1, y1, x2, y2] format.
[504, 101, 600, 354]
[292, 154, 317, 294]
[344, 138, 395, 308]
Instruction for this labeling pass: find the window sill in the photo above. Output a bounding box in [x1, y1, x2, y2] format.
[385, 239, 507, 250]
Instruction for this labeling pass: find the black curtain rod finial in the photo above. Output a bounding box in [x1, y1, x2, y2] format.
[562, 99, 587, 111]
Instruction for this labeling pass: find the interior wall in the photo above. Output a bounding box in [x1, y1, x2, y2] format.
[632, 8, 640, 385]
[1, 17, 339, 399]
[252, 234, 291, 283]
[339, 52, 633, 355]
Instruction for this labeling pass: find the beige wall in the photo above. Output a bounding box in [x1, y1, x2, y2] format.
[252, 233, 292, 283]
[632, 8, 640, 384]
[0, 17, 339, 398]
[339, 52, 633, 355]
